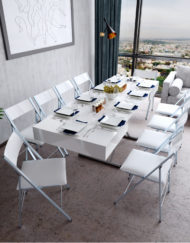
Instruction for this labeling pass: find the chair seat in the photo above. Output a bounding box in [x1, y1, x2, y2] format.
[17, 158, 67, 190]
[137, 129, 170, 153]
[21, 126, 44, 146]
[156, 103, 181, 117]
[148, 115, 176, 132]
[121, 149, 173, 185]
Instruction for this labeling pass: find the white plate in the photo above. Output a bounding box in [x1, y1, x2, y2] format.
[77, 94, 95, 102]
[138, 81, 153, 88]
[55, 107, 75, 116]
[116, 101, 135, 110]
[63, 121, 87, 133]
[128, 90, 146, 97]
[106, 76, 121, 83]
[100, 116, 123, 127]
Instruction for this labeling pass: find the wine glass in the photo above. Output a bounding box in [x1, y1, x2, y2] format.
[113, 84, 119, 99]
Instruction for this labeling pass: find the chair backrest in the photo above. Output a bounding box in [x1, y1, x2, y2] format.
[4, 132, 23, 166]
[170, 128, 183, 153]
[34, 89, 56, 107]
[156, 100, 190, 153]
[166, 106, 189, 133]
[134, 69, 158, 80]
[176, 95, 190, 127]
[155, 126, 184, 155]
[4, 99, 34, 122]
[183, 92, 190, 110]
[73, 72, 94, 94]
[171, 92, 190, 118]
[4, 132, 70, 224]
[177, 110, 188, 128]
[33, 89, 57, 118]
[54, 80, 75, 104]
[4, 131, 42, 167]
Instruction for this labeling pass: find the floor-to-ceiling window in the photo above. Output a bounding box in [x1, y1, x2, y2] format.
[118, 0, 190, 90]
[118, 0, 136, 76]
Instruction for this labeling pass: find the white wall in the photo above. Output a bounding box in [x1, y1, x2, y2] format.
[0, 0, 95, 144]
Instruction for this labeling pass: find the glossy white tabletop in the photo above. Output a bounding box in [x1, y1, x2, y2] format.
[33, 76, 158, 160]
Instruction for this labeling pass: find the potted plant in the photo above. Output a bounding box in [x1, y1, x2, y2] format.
[0, 108, 3, 119]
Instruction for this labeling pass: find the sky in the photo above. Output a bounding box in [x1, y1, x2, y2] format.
[120, 0, 190, 40]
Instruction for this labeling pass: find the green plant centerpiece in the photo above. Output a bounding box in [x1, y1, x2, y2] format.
[103, 83, 127, 100]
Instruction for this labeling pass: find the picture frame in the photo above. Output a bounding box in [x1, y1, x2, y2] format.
[0, 0, 74, 59]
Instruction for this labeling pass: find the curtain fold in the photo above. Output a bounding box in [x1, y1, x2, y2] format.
[95, 0, 122, 85]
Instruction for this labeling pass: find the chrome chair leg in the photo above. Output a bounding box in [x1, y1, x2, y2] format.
[25, 148, 28, 161]
[159, 167, 162, 223]
[63, 148, 69, 156]
[18, 176, 22, 228]
[173, 152, 178, 167]
[175, 152, 178, 166]
[145, 96, 152, 120]
[60, 186, 63, 208]
[151, 97, 154, 111]
[57, 147, 68, 158]
[114, 176, 134, 205]
[168, 171, 171, 194]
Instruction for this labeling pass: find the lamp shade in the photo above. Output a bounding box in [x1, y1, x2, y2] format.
[104, 18, 117, 39]
[107, 30, 117, 40]
[100, 18, 117, 40]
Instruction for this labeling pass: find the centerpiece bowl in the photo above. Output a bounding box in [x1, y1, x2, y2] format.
[103, 82, 127, 100]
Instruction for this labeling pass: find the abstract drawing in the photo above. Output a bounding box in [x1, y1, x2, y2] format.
[0, 0, 74, 59]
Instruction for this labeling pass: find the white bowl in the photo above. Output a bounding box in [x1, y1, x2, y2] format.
[105, 93, 117, 100]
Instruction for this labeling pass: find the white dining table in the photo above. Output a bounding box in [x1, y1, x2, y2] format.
[33, 76, 158, 167]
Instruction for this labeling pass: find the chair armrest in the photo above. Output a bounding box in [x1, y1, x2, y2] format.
[161, 71, 176, 103]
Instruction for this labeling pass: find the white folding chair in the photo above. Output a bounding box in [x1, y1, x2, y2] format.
[134, 69, 159, 80]
[30, 89, 68, 157]
[4, 99, 44, 160]
[138, 106, 188, 168]
[134, 69, 159, 115]
[156, 90, 190, 117]
[4, 131, 72, 227]
[53, 80, 76, 109]
[31, 89, 57, 119]
[137, 122, 185, 167]
[114, 126, 183, 222]
[72, 72, 94, 97]
[148, 96, 190, 132]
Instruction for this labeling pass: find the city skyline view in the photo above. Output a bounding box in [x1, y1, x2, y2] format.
[120, 0, 190, 40]
[118, 0, 190, 90]
[119, 39, 190, 58]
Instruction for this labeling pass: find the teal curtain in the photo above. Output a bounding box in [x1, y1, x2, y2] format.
[95, 0, 122, 85]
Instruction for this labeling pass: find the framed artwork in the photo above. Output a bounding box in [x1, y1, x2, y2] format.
[0, 0, 74, 59]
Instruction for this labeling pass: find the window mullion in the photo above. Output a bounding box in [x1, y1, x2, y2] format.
[132, 0, 143, 75]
